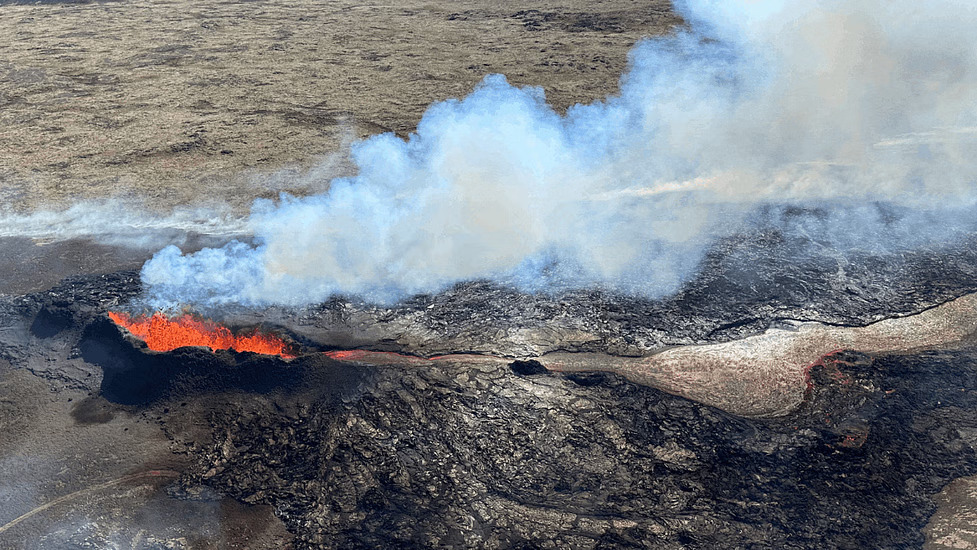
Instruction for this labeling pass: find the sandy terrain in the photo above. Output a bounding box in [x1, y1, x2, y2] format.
[0, 0, 679, 212]
[0, 354, 296, 548]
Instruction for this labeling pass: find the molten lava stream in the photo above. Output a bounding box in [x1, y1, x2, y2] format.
[108, 312, 295, 358]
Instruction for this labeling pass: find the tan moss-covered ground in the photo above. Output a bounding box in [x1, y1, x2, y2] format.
[0, 0, 678, 211]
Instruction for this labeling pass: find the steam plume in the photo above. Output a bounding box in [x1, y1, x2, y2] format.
[142, 0, 977, 308]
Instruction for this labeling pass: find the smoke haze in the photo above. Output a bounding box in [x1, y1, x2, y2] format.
[135, 0, 977, 307]
[0, 199, 249, 250]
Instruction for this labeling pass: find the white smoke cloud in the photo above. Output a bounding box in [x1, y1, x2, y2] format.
[142, 0, 977, 308]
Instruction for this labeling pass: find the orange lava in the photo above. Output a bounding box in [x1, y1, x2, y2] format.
[324, 350, 369, 361]
[323, 349, 511, 367]
[108, 312, 295, 358]
[323, 349, 433, 366]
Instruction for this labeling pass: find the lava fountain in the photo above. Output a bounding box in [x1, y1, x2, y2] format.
[108, 312, 296, 358]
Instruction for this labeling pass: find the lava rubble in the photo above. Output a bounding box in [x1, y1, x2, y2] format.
[5, 232, 977, 547]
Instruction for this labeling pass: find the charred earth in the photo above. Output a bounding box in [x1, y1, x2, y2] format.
[3, 229, 977, 548]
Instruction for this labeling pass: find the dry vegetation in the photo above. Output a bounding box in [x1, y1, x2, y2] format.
[0, 0, 679, 211]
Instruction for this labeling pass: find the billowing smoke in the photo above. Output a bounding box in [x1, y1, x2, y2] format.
[142, 0, 977, 308]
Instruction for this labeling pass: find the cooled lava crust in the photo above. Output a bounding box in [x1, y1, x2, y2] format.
[6, 229, 977, 548]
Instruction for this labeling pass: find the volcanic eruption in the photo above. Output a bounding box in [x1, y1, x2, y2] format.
[135, 0, 977, 312]
[95, 0, 977, 416]
[108, 311, 296, 358]
[5, 0, 977, 547]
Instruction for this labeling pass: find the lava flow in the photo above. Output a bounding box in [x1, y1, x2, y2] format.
[108, 312, 296, 358]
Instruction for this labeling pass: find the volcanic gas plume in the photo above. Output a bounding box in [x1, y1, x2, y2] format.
[131, 0, 977, 309]
[6, 0, 976, 309]
[108, 312, 295, 358]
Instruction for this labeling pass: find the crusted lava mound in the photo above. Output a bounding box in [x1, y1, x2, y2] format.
[168, 348, 977, 549]
[4, 228, 977, 547]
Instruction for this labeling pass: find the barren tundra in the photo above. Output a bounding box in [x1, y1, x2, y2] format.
[0, 0, 677, 211]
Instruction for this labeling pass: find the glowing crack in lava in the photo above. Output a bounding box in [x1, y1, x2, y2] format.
[107, 312, 296, 358]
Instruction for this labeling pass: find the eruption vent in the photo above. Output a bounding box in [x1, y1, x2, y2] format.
[108, 312, 295, 358]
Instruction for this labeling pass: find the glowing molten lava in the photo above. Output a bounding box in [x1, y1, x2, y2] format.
[108, 312, 296, 358]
